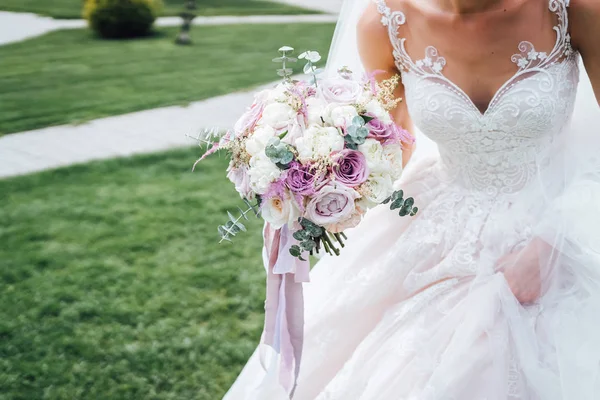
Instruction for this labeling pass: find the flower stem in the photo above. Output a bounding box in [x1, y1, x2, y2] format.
[322, 233, 340, 256]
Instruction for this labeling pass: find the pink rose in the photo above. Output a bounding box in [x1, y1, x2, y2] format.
[319, 78, 363, 104]
[305, 183, 360, 227]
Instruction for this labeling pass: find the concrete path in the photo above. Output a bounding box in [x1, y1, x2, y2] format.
[0, 12, 338, 46]
[274, 0, 344, 14]
[0, 85, 269, 178]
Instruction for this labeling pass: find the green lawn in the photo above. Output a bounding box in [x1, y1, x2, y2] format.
[0, 23, 334, 135]
[0, 0, 319, 19]
[0, 147, 268, 399]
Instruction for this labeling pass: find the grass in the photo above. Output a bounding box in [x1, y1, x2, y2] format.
[0, 23, 334, 135]
[0, 0, 320, 19]
[0, 147, 269, 399]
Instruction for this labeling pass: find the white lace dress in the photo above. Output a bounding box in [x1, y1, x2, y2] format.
[224, 0, 600, 398]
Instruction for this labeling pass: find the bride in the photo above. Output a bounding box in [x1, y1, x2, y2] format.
[225, 0, 600, 398]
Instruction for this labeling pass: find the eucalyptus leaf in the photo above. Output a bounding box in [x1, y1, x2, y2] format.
[301, 240, 317, 251]
[352, 116, 366, 126]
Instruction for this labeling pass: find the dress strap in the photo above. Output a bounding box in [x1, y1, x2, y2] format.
[371, 0, 413, 72]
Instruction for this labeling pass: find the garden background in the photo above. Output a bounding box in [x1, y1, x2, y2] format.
[0, 1, 341, 398]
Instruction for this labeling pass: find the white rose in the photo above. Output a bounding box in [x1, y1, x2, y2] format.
[363, 173, 394, 206]
[247, 153, 282, 194]
[306, 97, 327, 126]
[261, 191, 301, 229]
[260, 102, 296, 131]
[383, 144, 404, 180]
[324, 104, 359, 128]
[295, 126, 345, 162]
[365, 99, 392, 124]
[245, 125, 277, 156]
[359, 138, 390, 172]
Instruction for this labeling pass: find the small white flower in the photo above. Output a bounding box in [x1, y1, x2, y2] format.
[517, 58, 529, 69]
[247, 153, 282, 194]
[537, 52, 548, 60]
[295, 126, 344, 162]
[432, 61, 444, 73]
[279, 46, 294, 53]
[423, 57, 433, 67]
[416, 60, 424, 68]
[527, 50, 538, 60]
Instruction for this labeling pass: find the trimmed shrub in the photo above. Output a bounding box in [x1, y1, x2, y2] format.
[83, 0, 163, 39]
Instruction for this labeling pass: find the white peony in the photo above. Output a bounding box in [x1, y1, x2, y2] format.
[359, 138, 390, 173]
[306, 97, 327, 126]
[260, 102, 296, 131]
[323, 104, 359, 128]
[363, 173, 394, 206]
[295, 126, 345, 162]
[245, 125, 277, 156]
[383, 143, 404, 180]
[267, 84, 290, 103]
[261, 191, 301, 229]
[247, 152, 282, 194]
[365, 99, 392, 124]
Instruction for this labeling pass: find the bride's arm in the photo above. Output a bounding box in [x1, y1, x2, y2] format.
[570, 0, 600, 104]
[357, 5, 415, 166]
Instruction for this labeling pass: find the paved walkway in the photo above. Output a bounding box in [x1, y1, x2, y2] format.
[0, 86, 267, 178]
[0, 12, 338, 46]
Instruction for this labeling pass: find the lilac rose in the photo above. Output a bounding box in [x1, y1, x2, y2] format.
[333, 149, 369, 186]
[286, 162, 328, 195]
[319, 78, 363, 104]
[305, 183, 360, 227]
[367, 118, 396, 142]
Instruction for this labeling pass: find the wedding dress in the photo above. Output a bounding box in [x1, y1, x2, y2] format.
[224, 0, 600, 398]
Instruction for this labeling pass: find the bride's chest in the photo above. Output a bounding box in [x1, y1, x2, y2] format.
[402, 58, 580, 152]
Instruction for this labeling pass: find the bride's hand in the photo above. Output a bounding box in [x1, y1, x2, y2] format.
[496, 239, 549, 304]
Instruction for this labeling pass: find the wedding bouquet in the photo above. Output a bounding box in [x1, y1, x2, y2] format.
[194, 46, 417, 395]
[196, 47, 417, 260]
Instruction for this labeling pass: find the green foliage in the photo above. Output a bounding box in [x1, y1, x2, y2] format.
[83, 0, 162, 39]
[265, 138, 295, 169]
[344, 116, 369, 149]
[0, 23, 335, 135]
[384, 190, 419, 217]
[0, 147, 267, 399]
[0, 0, 320, 19]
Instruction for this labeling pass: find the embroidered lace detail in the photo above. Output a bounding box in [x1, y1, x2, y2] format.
[372, 0, 580, 196]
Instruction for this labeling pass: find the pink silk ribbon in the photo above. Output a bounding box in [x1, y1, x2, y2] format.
[261, 223, 311, 396]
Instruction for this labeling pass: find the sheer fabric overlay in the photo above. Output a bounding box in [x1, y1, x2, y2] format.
[224, 0, 600, 399]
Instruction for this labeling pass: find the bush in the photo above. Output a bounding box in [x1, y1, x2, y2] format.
[83, 0, 163, 39]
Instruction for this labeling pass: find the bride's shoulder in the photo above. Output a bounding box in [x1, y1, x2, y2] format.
[568, 0, 600, 51]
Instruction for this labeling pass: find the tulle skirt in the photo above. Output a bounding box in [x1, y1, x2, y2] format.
[224, 146, 600, 399]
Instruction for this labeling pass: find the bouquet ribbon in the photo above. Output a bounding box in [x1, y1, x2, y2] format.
[261, 223, 310, 396]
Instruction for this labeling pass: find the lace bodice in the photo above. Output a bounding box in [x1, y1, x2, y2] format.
[374, 0, 580, 196]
